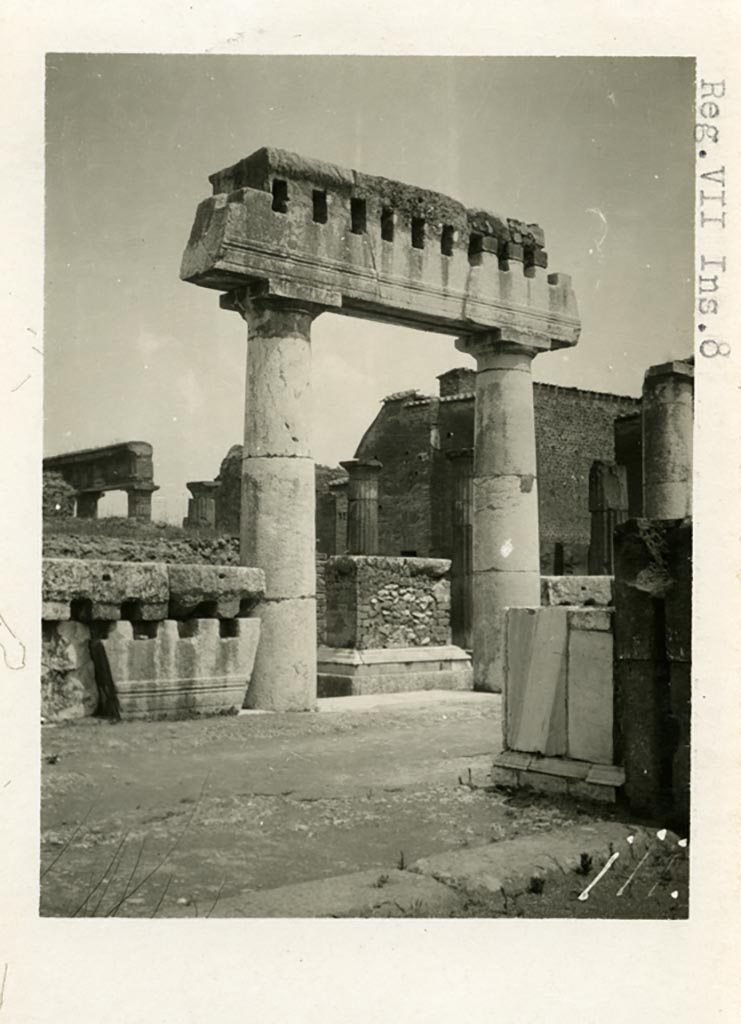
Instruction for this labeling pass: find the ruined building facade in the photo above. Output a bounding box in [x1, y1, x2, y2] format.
[351, 367, 641, 574]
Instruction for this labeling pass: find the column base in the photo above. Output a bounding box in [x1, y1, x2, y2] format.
[317, 645, 472, 697]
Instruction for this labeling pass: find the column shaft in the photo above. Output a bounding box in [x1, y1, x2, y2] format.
[642, 361, 694, 519]
[241, 299, 317, 711]
[127, 489, 153, 521]
[340, 460, 382, 555]
[587, 461, 628, 575]
[457, 337, 541, 692]
[447, 449, 473, 650]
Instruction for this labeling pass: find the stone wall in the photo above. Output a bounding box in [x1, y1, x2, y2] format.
[324, 555, 451, 650]
[43, 471, 76, 518]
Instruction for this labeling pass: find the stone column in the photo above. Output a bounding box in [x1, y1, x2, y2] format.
[185, 480, 220, 529]
[588, 461, 628, 575]
[329, 478, 348, 554]
[642, 360, 694, 519]
[339, 459, 382, 555]
[237, 294, 319, 711]
[127, 485, 157, 522]
[447, 448, 473, 650]
[76, 491, 103, 519]
[455, 336, 541, 691]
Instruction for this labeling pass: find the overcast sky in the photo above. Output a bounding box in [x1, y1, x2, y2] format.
[44, 55, 694, 522]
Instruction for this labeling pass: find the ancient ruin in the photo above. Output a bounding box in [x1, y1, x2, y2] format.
[43, 441, 159, 521]
[181, 146, 581, 704]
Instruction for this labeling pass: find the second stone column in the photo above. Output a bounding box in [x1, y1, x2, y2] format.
[240, 296, 318, 711]
[456, 335, 542, 692]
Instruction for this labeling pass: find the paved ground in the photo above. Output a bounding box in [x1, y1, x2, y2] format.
[40, 691, 632, 917]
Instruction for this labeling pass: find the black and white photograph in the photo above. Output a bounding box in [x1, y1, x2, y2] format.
[1, 6, 740, 1022]
[39, 54, 694, 919]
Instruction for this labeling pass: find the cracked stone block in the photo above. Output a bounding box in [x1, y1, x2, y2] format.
[540, 575, 613, 607]
[41, 621, 99, 721]
[100, 617, 261, 719]
[42, 558, 169, 621]
[167, 564, 265, 619]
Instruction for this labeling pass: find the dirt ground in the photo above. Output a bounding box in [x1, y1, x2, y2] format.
[40, 692, 633, 918]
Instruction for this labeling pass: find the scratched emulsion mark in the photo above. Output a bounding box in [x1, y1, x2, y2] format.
[0, 962, 7, 1012]
[0, 614, 26, 671]
[577, 850, 621, 901]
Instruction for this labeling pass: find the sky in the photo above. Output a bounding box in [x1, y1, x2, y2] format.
[44, 55, 694, 522]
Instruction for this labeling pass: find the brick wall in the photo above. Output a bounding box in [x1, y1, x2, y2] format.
[324, 555, 451, 650]
[356, 377, 640, 573]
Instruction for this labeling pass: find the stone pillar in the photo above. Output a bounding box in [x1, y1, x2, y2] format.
[127, 485, 157, 522]
[588, 461, 628, 575]
[237, 294, 319, 711]
[329, 478, 348, 554]
[339, 459, 382, 555]
[447, 448, 473, 650]
[76, 491, 103, 519]
[185, 480, 220, 529]
[642, 360, 694, 519]
[455, 336, 541, 692]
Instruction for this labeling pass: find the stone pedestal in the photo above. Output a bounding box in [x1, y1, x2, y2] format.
[339, 459, 382, 555]
[446, 449, 473, 650]
[238, 295, 319, 711]
[587, 461, 628, 575]
[185, 480, 220, 529]
[454, 337, 542, 692]
[76, 490, 103, 519]
[127, 485, 157, 521]
[642, 360, 694, 519]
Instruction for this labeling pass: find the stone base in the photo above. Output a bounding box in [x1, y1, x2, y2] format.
[317, 645, 472, 698]
[99, 618, 261, 719]
[491, 750, 625, 803]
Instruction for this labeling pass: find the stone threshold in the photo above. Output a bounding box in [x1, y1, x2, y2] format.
[492, 750, 625, 803]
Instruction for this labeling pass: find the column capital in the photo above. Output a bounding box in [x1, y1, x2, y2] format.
[220, 284, 335, 323]
[339, 458, 383, 478]
[186, 480, 221, 499]
[455, 331, 545, 370]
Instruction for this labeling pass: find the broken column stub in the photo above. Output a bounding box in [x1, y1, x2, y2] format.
[339, 458, 382, 555]
[185, 480, 221, 529]
[642, 360, 694, 519]
[237, 295, 319, 711]
[454, 337, 542, 692]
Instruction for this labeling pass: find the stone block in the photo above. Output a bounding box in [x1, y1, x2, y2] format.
[528, 756, 590, 780]
[505, 607, 567, 756]
[490, 766, 520, 787]
[316, 645, 472, 697]
[665, 520, 692, 663]
[493, 750, 532, 772]
[567, 628, 614, 764]
[42, 558, 169, 621]
[518, 770, 569, 795]
[167, 564, 265, 619]
[567, 780, 616, 804]
[540, 575, 613, 607]
[568, 608, 612, 631]
[100, 617, 261, 719]
[41, 621, 98, 721]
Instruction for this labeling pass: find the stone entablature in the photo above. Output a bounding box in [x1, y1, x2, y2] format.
[324, 555, 452, 650]
[43, 441, 159, 521]
[42, 558, 265, 622]
[181, 147, 580, 346]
